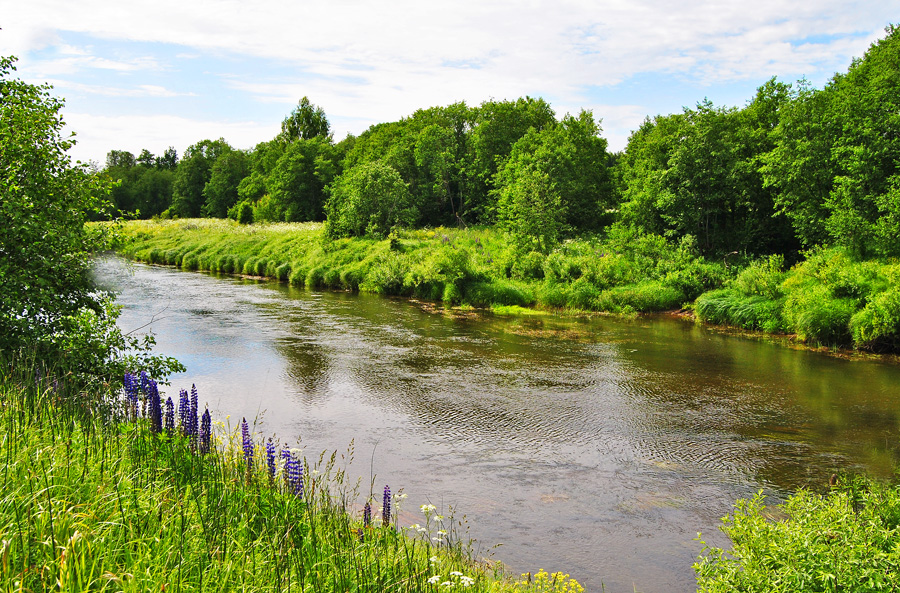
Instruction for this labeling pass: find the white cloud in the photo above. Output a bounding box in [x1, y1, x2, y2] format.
[46, 79, 192, 98]
[63, 112, 280, 165]
[4, 0, 897, 160]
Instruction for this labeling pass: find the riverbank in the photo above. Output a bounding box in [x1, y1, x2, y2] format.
[0, 356, 582, 592]
[104, 219, 900, 352]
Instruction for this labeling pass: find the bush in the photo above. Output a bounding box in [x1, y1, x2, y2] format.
[325, 161, 417, 239]
[849, 287, 900, 351]
[696, 481, 900, 592]
[227, 199, 254, 224]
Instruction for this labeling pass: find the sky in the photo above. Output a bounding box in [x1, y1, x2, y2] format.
[1, 1, 897, 166]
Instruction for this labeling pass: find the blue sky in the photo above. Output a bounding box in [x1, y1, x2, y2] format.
[2, 0, 897, 165]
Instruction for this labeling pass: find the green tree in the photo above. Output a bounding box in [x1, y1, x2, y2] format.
[325, 160, 417, 238]
[494, 110, 614, 232]
[202, 149, 249, 218]
[171, 138, 231, 217]
[496, 166, 567, 254]
[264, 138, 338, 222]
[280, 97, 331, 142]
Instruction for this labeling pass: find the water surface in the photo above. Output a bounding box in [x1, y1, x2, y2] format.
[93, 256, 900, 592]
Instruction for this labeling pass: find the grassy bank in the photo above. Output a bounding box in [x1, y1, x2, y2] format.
[105, 219, 900, 352]
[106, 218, 727, 315]
[0, 358, 582, 592]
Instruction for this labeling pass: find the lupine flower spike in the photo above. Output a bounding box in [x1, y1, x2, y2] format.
[164, 397, 174, 434]
[282, 448, 302, 497]
[363, 502, 372, 528]
[178, 389, 189, 434]
[383, 485, 391, 526]
[200, 408, 211, 454]
[265, 441, 276, 481]
[148, 379, 162, 434]
[241, 418, 254, 471]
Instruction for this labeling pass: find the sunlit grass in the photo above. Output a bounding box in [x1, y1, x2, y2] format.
[0, 358, 581, 592]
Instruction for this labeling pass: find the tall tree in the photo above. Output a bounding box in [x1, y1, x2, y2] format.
[171, 138, 231, 217]
[280, 97, 331, 142]
[202, 150, 249, 218]
[0, 55, 111, 352]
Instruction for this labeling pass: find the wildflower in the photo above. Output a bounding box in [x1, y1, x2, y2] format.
[437, 530, 447, 537]
[164, 397, 174, 434]
[459, 576, 474, 587]
[427, 575, 441, 584]
[363, 502, 372, 528]
[241, 418, 253, 469]
[123, 373, 140, 418]
[189, 384, 199, 444]
[282, 448, 303, 497]
[440, 582, 452, 588]
[421, 504, 437, 514]
[265, 441, 276, 480]
[408, 523, 422, 531]
[450, 571, 463, 577]
[382, 485, 391, 526]
[429, 556, 439, 564]
[199, 408, 211, 454]
[147, 378, 162, 434]
[178, 389, 189, 433]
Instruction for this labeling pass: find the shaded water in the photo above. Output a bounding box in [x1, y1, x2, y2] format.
[93, 256, 900, 592]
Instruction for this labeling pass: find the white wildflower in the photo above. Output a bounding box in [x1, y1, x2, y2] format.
[427, 575, 441, 584]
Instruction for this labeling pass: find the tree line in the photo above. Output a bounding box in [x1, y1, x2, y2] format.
[103, 25, 900, 260]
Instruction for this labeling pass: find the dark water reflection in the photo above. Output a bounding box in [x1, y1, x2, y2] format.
[93, 256, 900, 592]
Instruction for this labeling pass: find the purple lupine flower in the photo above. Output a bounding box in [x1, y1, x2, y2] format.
[140, 371, 150, 394]
[282, 448, 302, 497]
[189, 385, 199, 448]
[123, 373, 140, 418]
[164, 397, 174, 434]
[363, 502, 372, 528]
[199, 408, 211, 454]
[147, 379, 162, 434]
[265, 441, 276, 481]
[382, 485, 391, 526]
[241, 418, 253, 470]
[178, 389, 189, 434]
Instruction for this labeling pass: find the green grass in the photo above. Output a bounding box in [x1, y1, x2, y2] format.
[0, 356, 583, 592]
[103, 219, 728, 317]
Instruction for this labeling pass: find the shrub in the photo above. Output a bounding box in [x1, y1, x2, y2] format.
[696, 481, 900, 592]
[849, 287, 900, 351]
[325, 161, 417, 239]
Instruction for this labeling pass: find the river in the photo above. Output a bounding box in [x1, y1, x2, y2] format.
[92, 255, 900, 592]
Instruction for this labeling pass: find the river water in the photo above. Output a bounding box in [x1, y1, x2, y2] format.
[93, 256, 900, 592]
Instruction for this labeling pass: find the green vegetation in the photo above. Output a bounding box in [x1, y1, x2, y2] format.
[0, 56, 180, 382]
[696, 479, 900, 592]
[0, 356, 586, 592]
[108, 218, 728, 314]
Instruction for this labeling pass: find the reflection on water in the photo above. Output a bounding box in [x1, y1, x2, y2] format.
[93, 256, 900, 593]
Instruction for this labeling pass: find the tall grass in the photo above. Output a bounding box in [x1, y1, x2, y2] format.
[0, 356, 582, 592]
[104, 219, 728, 315]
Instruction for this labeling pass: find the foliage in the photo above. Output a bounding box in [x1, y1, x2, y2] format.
[202, 149, 249, 218]
[264, 137, 339, 222]
[496, 167, 568, 254]
[325, 161, 418, 238]
[171, 138, 232, 218]
[280, 96, 331, 142]
[696, 480, 900, 592]
[494, 110, 615, 235]
[0, 57, 103, 354]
